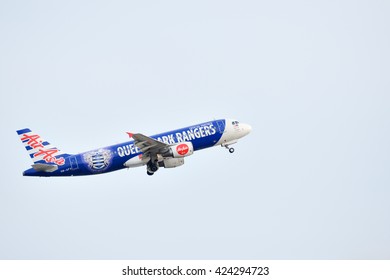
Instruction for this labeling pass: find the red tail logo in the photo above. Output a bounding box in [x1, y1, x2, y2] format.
[34, 149, 65, 165]
[176, 143, 189, 156]
[20, 134, 44, 149]
[21, 133, 65, 166]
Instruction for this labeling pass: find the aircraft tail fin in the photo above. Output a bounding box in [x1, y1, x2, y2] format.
[16, 128, 71, 166]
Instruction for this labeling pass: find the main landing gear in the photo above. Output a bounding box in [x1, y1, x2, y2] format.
[146, 160, 159, 176]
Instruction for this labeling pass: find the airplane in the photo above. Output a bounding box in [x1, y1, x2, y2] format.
[17, 119, 252, 177]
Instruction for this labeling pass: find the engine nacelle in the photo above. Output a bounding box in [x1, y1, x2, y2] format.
[159, 158, 184, 168]
[163, 142, 194, 158]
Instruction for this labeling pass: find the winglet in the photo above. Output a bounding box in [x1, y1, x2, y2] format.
[126, 132, 134, 138]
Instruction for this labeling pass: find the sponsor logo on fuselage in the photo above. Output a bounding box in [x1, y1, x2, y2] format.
[83, 149, 113, 171]
[117, 144, 141, 157]
[176, 143, 189, 155]
[173, 123, 217, 143]
[20, 134, 65, 165]
[116, 123, 217, 158]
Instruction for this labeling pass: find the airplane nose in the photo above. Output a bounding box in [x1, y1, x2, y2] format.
[242, 123, 252, 136]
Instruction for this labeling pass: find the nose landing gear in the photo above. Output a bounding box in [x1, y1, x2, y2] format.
[224, 145, 235, 153]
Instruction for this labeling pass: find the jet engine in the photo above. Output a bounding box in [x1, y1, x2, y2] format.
[159, 158, 184, 168]
[162, 142, 194, 158]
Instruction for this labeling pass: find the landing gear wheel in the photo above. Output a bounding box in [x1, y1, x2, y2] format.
[229, 147, 235, 153]
[150, 164, 158, 172]
[147, 171, 154, 176]
[147, 161, 159, 172]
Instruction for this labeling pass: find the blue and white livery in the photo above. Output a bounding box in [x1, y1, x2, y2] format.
[17, 119, 251, 176]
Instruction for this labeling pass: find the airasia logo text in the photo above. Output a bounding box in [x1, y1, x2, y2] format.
[21, 134, 65, 166]
[176, 144, 189, 156]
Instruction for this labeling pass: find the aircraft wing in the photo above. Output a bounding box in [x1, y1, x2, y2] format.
[130, 133, 169, 158]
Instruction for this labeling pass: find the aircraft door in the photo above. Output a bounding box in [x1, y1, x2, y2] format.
[69, 156, 79, 170]
[217, 120, 225, 134]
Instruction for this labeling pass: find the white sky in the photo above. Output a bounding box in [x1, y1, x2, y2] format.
[0, 0, 389, 259]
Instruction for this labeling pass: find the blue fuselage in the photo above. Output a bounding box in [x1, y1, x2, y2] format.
[23, 120, 226, 176]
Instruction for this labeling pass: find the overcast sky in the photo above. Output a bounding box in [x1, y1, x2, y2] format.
[0, 0, 389, 259]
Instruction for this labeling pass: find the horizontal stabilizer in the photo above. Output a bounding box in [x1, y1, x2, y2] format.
[31, 163, 58, 172]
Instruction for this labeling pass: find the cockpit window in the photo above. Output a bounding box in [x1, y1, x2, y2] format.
[232, 121, 239, 125]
